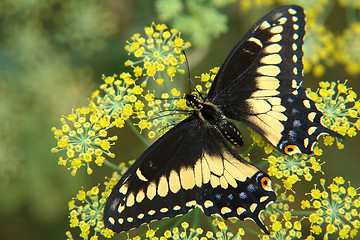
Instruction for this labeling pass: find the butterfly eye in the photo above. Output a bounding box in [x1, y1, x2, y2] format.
[260, 176, 272, 191]
[185, 93, 199, 107]
[284, 145, 301, 155]
[186, 99, 192, 107]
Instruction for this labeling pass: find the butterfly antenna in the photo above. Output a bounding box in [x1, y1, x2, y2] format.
[182, 50, 205, 100]
[148, 109, 192, 121]
[153, 96, 183, 100]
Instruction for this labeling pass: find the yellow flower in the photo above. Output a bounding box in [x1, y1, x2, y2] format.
[181, 221, 189, 229]
[301, 200, 311, 209]
[146, 229, 156, 238]
[347, 127, 357, 137]
[311, 188, 322, 199]
[323, 136, 334, 146]
[171, 88, 181, 97]
[272, 221, 282, 231]
[218, 221, 227, 230]
[133, 85, 143, 95]
[310, 224, 322, 235]
[156, 78, 164, 85]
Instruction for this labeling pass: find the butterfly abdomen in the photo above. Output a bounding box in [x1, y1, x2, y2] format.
[218, 120, 244, 147]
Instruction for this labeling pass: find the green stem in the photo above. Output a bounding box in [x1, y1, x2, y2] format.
[257, 159, 268, 168]
[192, 208, 201, 229]
[209, 217, 219, 235]
[126, 119, 150, 147]
[242, 142, 256, 156]
[158, 71, 171, 94]
[103, 159, 122, 171]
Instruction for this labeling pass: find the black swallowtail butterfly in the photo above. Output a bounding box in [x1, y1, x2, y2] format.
[104, 5, 342, 234]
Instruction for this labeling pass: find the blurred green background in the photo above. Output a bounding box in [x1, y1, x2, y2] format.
[1, 0, 360, 239]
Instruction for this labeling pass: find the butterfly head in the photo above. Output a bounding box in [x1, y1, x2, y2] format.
[185, 93, 203, 111]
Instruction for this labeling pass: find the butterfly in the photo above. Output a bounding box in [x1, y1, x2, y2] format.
[104, 5, 342, 235]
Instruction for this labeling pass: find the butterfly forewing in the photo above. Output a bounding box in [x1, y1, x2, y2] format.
[207, 5, 342, 155]
[104, 116, 276, 233]
[208, 5, 304, 99]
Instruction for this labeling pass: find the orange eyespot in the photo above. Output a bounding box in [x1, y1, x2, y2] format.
[284, 144, 301, 155]
[260, 177, 270, 188]
[260, 176, 272, 191]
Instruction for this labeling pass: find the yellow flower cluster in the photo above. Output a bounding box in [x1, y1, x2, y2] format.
[51, 107, 117, 176]
[336, 23, 360, 75]
[263, 188, 303, 238]
[249, 129, 274, 154]
[301, 177, 360, 239]
[196, 67, 219, 95]
[210, 218, 245, 240]
[265, 151, 323, 190]
[91, 74, 146, 123]
[125, 219, 244, 240]
[302, 23, 336, 77]
[53, 71, 190, 176]
[259, 219, 302, 240]
[277, 1, 360, 77]
[137, 89, 188, 139]
[67, 172, 123, 240]
[125, 23, 191, 84]
[307, 80, 360, 140]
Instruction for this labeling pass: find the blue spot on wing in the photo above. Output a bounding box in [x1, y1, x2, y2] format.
[293, 120, 301, 128]
[239, 192, 247, 199]
[215, 194, 222, 200]
[247, 184, 257, 192]
[289, 130, 297, 142]
[292, 108, 299, 114]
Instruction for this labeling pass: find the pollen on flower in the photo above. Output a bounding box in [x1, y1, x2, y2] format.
[125, 23, 190, 84]
[52, 106, 118, 175]
[156, 78, 165, 85]
[265, 153, 323, 190]
[121, 82, 190, 139]
[67, 173, 121, 240]
[302, 177, 360, 239]
[307, 80, 360, 143]
[171, 88, 181, 97]
[249, 129, 275, 154]
[137, 119, 150, 132]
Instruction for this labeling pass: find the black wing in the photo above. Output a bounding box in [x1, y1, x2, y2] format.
[207, 5, 342, 155]
[104, 115, 276, 234]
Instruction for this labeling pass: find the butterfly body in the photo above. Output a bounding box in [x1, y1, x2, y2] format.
[104, 5, 342, 235]
[185, 93, 244, 146]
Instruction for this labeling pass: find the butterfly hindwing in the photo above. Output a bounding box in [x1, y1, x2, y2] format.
[104, 115, 276, 233]
[207, 5, 342, 155]
[201, 171, 274, 233]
